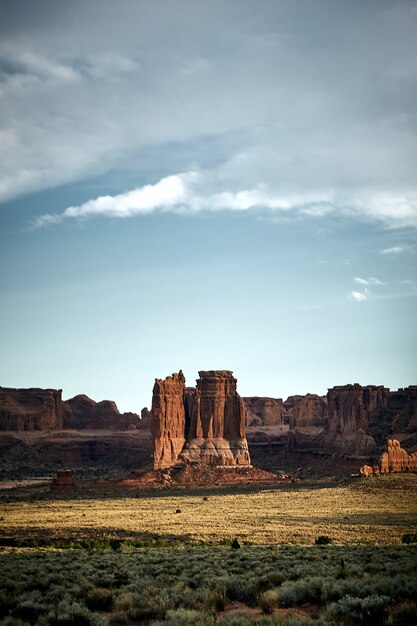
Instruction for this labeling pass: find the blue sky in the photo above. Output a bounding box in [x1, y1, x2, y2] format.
[1, 0, 416, 412]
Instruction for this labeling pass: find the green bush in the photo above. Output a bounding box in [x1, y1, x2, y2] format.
[258, 589, 279, 614]
[325, 594, 390, 625]
[402, 533, 417, 544]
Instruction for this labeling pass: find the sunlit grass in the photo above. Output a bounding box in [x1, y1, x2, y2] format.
[1, 474, 416, 544]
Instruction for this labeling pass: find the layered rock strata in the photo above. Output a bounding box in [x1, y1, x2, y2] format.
[181, 371, 250, 466]
[0, 387, 63, 431]
[327, 384, 389, 434]
[243, 397, 283, 426]
[151, 370, 251, 469]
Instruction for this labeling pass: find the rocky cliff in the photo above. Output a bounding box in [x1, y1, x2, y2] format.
[0, 387, 140, 431]
[62, 395, 140, 430]
[243, 397, 283, 426]
[327, 384, 389, 435]
[289, 394, 327, 428]
[0, 387, 63, 431]
[151, 370, 251, 469]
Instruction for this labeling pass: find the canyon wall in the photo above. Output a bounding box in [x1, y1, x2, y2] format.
[0, 387, 63, 431]
[243, 397, 283, 426]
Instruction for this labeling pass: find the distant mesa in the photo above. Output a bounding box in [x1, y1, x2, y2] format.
[0, 386, 141, 431]
[151, 370, 251, 470]
[50, 469, 76, 490]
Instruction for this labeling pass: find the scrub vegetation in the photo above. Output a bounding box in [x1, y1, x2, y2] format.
[0, 475, 416, 625]
[0, 544, 417, 626]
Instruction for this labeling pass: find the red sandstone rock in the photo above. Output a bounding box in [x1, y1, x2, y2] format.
[62, 395, 140, 430]
[141, 407, 151, 429]
[243, 397, 283, 426]
[50, 469, 76, 490]
[327, 384, 389, 435]
[390, 386, 417, 433]
[151, 370, 251, 469]
[150, 371, 187, 469]
[182, 370, 250, 466]
[289, 394, 327, 428]
[0, 387, 63, 430]
[360, 439, 417, 474]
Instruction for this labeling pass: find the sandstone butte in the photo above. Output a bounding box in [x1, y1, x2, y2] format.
[151, 370, 251, 470]
[360, 439, 417, 475]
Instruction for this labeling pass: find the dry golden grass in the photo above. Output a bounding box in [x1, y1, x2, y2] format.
[1, 474, 416, 544]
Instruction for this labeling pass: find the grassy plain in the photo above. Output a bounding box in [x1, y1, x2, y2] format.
[1, 474, 416, 545]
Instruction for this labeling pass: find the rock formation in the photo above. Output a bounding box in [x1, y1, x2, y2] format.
[50, 469, 76, 490]
[0, 387, 63, 430]
[327, 384, 389, 434]
[243, 397, 283, 426]
[380, 439, 417, 473]
[389, 386, 417, 433]
[181, 371, 250, 466]
[360, 439, 417, 475]
[150, 371, 188, 469]
[62, 395, 140, 430]
[151, 370, 251, 469]
[141, 407, 151, 429]
[289, 394, 327, 428]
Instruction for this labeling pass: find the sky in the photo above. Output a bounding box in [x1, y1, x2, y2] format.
[1, 0, 416, 413]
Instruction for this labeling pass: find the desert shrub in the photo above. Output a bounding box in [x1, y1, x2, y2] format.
[108, 611, 127, 626]
[325, 594, 390, 626]
[231, 539, 241, 550]
[0, 619, 31, 626]
[217, 613, 254, 626]
[402, 532, 417, 544]
[150, 607, 215, 626]
[258, 589, 279, 614]
[48, 600, 105, 626]
[85, 588, 114, 612]
[278, 577, 324, 607]
[203, 588, 226, 612]
[315, 536, 332, 545]
[388, 600, 417, 624]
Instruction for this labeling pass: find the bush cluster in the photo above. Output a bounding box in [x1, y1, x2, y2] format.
[0, 544, 416, 626]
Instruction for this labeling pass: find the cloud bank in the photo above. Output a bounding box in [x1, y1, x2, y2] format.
[33, 172, 417, 229]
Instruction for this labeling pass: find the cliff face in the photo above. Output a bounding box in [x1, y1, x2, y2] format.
[151, 370, 250, 469]
[150, 371, 187, 470]
[0, 387, 63, 431]
[327, 384, 389, 435]
[289, 394, 327, 429]
[62, 395, 140, 430]
[243, 397, 283, 426]
[0, 387, 140, 431]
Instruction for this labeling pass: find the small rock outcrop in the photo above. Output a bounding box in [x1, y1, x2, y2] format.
[360, 439, 417, 474]
[151, 370, 251, 469]
[50, 469, 76, 490]
[243, 397, 283, 426]
[0, 387, 63, 430]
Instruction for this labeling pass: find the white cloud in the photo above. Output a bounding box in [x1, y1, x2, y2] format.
[351, 291, 368, 302]
[353, 276, 385, 286]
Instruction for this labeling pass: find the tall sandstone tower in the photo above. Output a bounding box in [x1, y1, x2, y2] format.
[150, 370, 250, 469]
